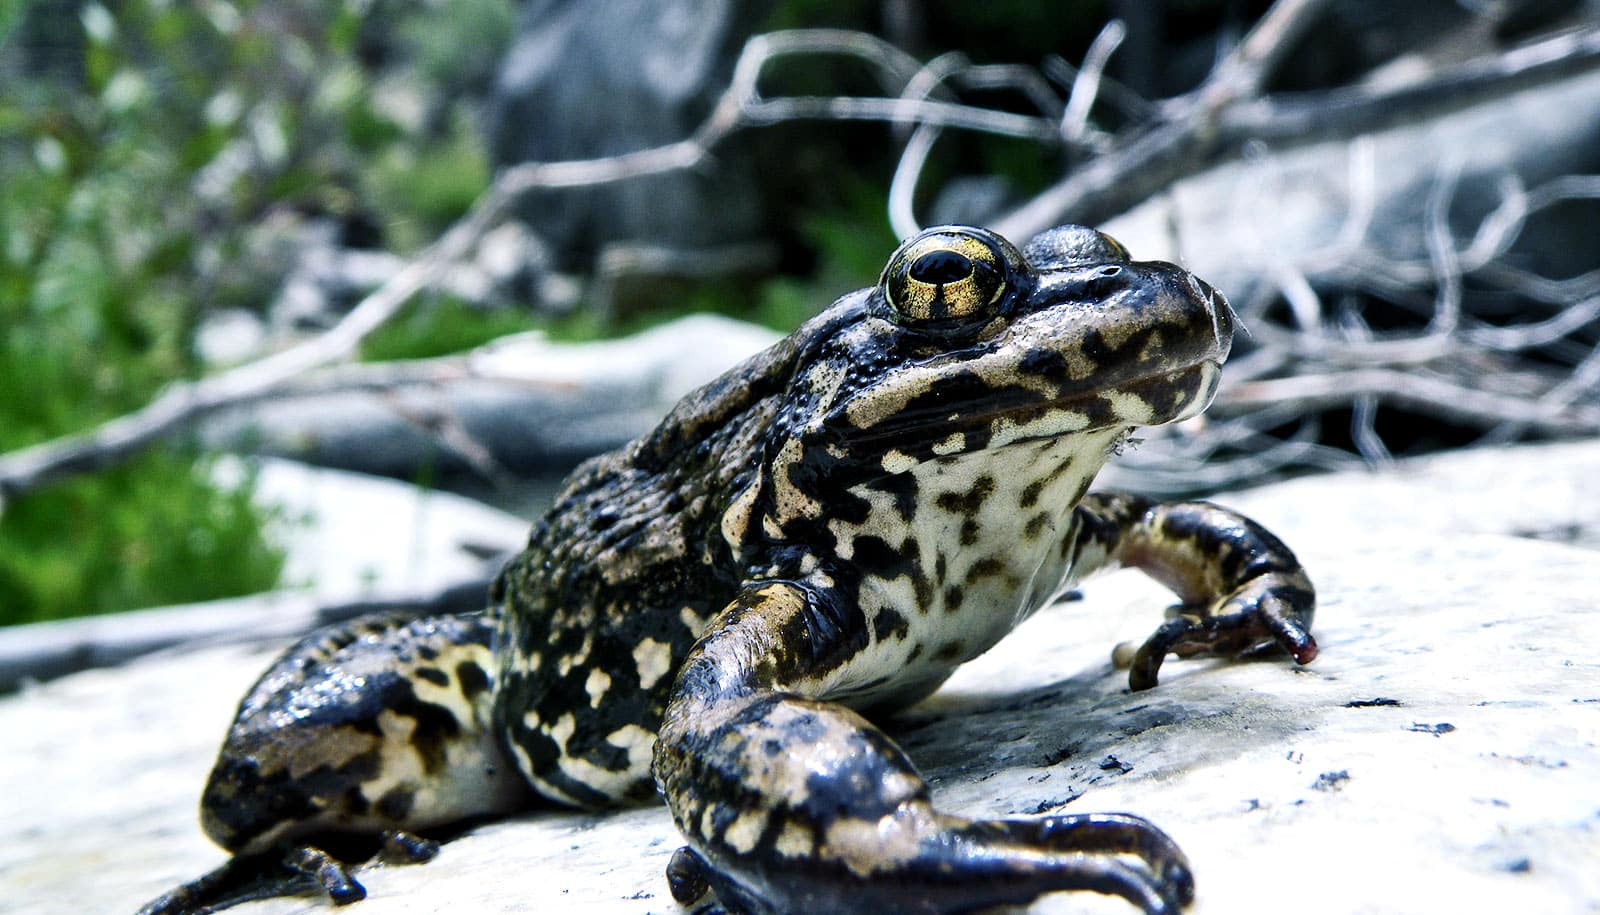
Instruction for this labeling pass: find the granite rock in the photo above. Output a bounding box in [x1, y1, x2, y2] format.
[2, 440, 1597, 914]
[199, 314, 783, 483]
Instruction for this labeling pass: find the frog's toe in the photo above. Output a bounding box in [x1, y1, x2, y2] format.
[958, 811, 1195, 908]
[379, 829, 440, 864]
[1128, 573, 1316, 691]
[285, 846, 367, 905]
[667, 845, 714, 905]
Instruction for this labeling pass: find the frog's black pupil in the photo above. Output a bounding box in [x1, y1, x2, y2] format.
[909, 250, 972, 285]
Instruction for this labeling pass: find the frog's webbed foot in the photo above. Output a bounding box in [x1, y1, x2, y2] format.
[1122, 577, 1317, 692]
[134, 851, 324, 915]
[666, 810, 1190, 914]
[1082, 495, 1317, 691]
[655, 583, 1194, 914]
[137, 830, 440, 915]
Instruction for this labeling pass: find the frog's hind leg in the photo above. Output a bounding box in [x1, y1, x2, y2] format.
[654, 583, 1194, 914]
[152, 611, 533, 913]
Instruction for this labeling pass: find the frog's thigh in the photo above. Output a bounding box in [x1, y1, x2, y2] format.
[202, 613, 529, 856]
[653, 582, 1194, 914]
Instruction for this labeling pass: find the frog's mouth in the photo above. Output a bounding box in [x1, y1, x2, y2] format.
[841, 358, 1222, 460]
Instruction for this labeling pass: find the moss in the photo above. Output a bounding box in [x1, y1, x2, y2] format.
[0, 454, 285, 625]
[360, 294, 544, 362]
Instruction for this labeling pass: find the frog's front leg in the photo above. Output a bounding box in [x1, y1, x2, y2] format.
[1075, 493, 1318, 691]
[653, 582, 1195, 914]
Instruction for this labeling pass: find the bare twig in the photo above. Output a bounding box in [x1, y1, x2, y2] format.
[1219, 26, 1600, 143]
[1060, 20, 1127, 143]
[1220, 369, 1600, 434]
[6, 13, 1598, 507]
[0, 29, 1069, 505]
[889, 52, 1078, 237]
[997, 0, 1338, 239]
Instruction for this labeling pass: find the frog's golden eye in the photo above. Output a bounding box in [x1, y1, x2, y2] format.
[880, 226, 1028, 326]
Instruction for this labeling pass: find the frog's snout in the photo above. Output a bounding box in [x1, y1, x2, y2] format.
[1187, 272, 1235, 354]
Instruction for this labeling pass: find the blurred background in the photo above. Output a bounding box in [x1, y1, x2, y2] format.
[1, 0, 1597, 654]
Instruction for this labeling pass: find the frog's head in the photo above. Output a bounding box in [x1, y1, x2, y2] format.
[849, 223, 1230, 454]
[739, 224, 1232, 544]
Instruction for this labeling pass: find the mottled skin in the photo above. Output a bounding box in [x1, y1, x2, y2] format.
[141, 225, 1316, 915]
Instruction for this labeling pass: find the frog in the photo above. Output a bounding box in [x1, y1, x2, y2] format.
[140, 224, 1316, 915]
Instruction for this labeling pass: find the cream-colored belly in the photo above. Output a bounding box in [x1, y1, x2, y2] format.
[820, 428, 1122, 711]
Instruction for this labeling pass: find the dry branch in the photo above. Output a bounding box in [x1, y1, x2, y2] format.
[995, 0, 1338, 239]
[0, 30, 1063, 506]
[4, 3, 1599, 506]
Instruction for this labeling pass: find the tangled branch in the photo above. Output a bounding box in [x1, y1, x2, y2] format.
[4, 2, 1599, 506]
[0, 29, 1063, 505]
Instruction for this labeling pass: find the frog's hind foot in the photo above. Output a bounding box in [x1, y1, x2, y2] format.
[671, 800, 1193, 914]
[137, 830, 444, 915]
[135, 851, 318, 915]
[941, 812, 1195, 912]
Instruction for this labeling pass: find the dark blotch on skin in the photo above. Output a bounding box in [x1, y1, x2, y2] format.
[967, 557, 1006, 581]
[456, 662, 491, 701]
[935, 476, 995, 517]
[873, 607, 910, 642]
[943, 585, 965, 613]
[1020, 479, 1045, 509]
[1024, 512, 1050, 540]
[376, 787, 416, 821]
[414, 667, 449, 687]
[387, 681, 462, 775]
[872, 464, 922, 523]
[851, 536, 916, 581]
[959, 519, 980, 547]
[933, 641, 966, 663]
[343, 785, 370, 816]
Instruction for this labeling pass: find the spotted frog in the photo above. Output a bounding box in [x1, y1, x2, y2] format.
[143, 225, 1316, 915]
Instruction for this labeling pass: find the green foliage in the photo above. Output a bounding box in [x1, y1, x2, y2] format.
[0, 455, 286, 626]
[0, 0, 514, 624]
[361, 294, 544, 362]
[369, 113, 492, 251]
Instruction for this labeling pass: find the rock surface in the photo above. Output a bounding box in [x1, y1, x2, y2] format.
[3, 440, 1598, 914]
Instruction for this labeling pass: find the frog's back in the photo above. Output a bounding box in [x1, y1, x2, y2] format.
[487, 310, 845, 807]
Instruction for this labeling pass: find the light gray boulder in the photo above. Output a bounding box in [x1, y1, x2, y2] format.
[2, 440, 1597, 914]
[198, 314, 783, 483]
